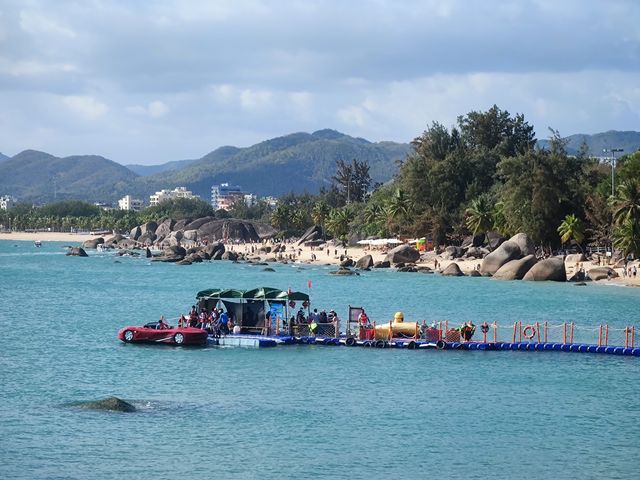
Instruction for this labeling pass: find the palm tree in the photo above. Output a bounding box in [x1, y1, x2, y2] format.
[325, 208, 350, 240]
[557, 214, 585, 253]
[612, 217, 640, 257]
[270, 203, 291, 232]
[465, 194, 493, 236]
[312, 201, 331, 239]
[611, 179, 640, 226]
[385, 188, 411, 231]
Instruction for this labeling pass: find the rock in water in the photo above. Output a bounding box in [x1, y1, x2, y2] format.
[66, 247, 88, 257]
[75, 396, 136, 412]
[355, 254, 374, 269]
[441, 262, 464, 276]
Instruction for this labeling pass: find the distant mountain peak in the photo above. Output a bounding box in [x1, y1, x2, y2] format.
[312, 128, 347, 140]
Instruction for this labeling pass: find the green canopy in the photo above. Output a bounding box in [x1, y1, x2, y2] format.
[195, 287, 309, 302]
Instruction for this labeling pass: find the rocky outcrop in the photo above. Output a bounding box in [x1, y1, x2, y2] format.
[329, 267, 359, 276]
[441, 263, 464, 276]
[155, 218, 176, 242]
[485, 231, 507, 250]
[587, 267, 619, 281]
[385, 244, 420, 264]
[66, 246, 88, 257]
[373, 260, 391, 268]
[297, 225, 323, 245]
[74, 396, 136, 412]
[356, 254, 374, 269]
[467, 269, 482, 277]
[461, 233, 485, 249]
[493, 255, 538, 280]
[104, 234, 125, 246]
[508, 233, 535, 257]
[182, 229, 198, 242]
[442, 246, 463, 260]
[340, 258, 354, 268]
[480, 241, 521, 275]
[523, 258, 566, 282]
[221, 251, 239, 261]
[82, 237, 104, 249]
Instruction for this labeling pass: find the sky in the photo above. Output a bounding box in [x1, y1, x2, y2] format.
[0, 0, 639, 165]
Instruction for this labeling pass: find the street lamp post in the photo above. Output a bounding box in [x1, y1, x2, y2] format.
[603, 148, 624, 197]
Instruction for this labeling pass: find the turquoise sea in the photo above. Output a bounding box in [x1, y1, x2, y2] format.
[1, 240, 639, 479]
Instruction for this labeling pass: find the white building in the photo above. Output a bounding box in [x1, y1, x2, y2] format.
[0, 195, 16, 210]
[149, 187, 197, 206]
[118, 195, 144, 211]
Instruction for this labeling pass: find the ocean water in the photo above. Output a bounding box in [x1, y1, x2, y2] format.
[1, 240, 639, 479]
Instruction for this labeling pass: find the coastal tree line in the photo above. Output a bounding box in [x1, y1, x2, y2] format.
[1, 105, 638, 255]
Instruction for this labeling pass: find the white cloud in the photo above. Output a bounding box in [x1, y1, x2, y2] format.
[62, 95, 108, 119]
[148, 100, 169, 118]
[239, 89, 273, 110]
[19, 10, 76, 37]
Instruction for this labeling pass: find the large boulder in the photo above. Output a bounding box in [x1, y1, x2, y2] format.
[480, 241, 521, 275]
[129, 226, 142, 241]
[385, 244, 420, 264]
[74, 396, 136, 412]
[509, 233, 535, 256]
[139, 221, 157, 236]
[172, 218, 193, 232]
[104, 234, 125, 246]
[374, 260, 391, 268]
[203, 242, 225, 259]
[164, 245, 186, 258]
[587, 267, 619, 281]
[183, 229, 198, 242]
[82, 237, 104, 249]
[155, 219, 176, 241]
[461, 233, 485, 248]
[297, 225, 323, 245]
[442, 246, 463, 260]
[66, 247, 88, 257]
[523, 258, 566, 282]
[340, 258, 354, 268]
[138, 231, 157, 245]
[221, 251, 239, 261]
[485, 231, 507, 250]
[441, 262, 464, 276]
[356, 254, 374, 269]
[493, 255, 538, 280]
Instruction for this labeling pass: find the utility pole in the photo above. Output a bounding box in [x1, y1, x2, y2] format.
[603, 148, 624, 197]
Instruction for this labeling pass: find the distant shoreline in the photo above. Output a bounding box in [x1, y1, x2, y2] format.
[1, 232, 637, 287]
[0, 232, 103, 243]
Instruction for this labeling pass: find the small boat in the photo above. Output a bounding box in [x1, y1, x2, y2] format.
[34, 241, 42, 247]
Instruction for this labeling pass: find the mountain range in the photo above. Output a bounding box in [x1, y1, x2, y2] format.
[0, 129, 638, 205]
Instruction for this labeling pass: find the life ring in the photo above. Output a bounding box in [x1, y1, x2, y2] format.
[523, 325, 536, 340]
[302, 300, 309, 308]
[289, 300, 296, 308]
[481, 322, 489, 334]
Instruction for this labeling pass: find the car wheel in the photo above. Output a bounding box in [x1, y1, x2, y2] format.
[123, 330, 134, 342]
[174, 333, 185, 345]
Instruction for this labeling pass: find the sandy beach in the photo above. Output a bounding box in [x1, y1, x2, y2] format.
[0, 232, 104, 243]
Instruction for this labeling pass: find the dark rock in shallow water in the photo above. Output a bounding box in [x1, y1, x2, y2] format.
[66, 247, 88, 257]
[74, 396, 136, 412]
[329, 267, 359, 276]
[263, 267, 275, 272]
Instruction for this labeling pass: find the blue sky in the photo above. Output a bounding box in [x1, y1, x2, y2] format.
[0, 0, 638, 164]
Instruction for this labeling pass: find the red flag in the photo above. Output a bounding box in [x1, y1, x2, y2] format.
[308, 280, 312, 289]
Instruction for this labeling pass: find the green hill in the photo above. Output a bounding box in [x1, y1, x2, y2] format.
[538, 130, 640, 156]
[125, 158, 196, 176]
[132, 129, 411, 199]
[0, 150, 139, 203]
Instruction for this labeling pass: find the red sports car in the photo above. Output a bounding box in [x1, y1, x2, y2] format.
[118, 322, 208, 346]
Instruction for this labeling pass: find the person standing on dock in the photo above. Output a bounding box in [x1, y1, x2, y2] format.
[219, 309, 229, 335]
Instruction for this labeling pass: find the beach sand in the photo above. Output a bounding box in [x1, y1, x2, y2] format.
[0, 232, 104, 243]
